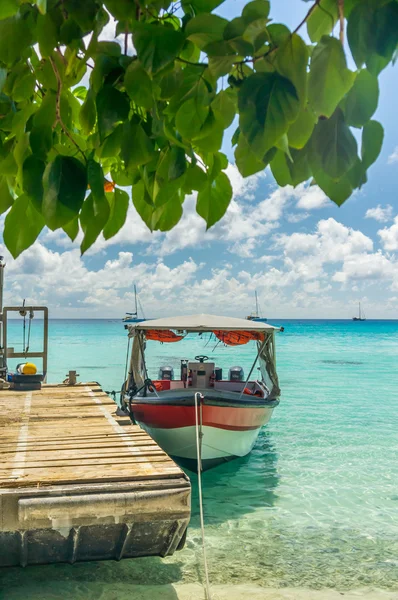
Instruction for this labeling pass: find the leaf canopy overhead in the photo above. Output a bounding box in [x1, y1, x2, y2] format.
[0, 0, 395, 257]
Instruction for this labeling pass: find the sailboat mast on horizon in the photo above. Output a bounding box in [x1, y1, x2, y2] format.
[352, 302, 366, 321]
[122, 285, 147, 323]
[246, 290, 267, 323]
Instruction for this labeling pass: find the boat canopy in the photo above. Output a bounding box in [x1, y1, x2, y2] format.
[126, 314, 281, 399]
[128, 313, 280, 333]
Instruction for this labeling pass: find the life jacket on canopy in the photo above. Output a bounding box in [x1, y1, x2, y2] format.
[213, 330, 265, 346]
[144, 329, 184, 343]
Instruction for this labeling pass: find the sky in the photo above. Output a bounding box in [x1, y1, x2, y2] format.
[1, 0, 397, 319]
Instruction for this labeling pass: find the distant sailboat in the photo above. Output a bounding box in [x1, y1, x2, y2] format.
[122, 285, 146, 323]
[246, 290, 267, 323]
[352, 302, 366, 322]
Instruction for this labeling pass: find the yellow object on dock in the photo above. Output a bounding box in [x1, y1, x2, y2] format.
[0, 383, 191, 567]
[16, 362, 37, 375]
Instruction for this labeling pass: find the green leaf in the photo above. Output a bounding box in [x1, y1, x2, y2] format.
[124, 62, 153, 109]
[0, 12, 34, 65]
[0, 68, 6, 93]
[208, 55, 236, 78]
[373, 2, 398, 60]
[235, 134, 272, 177]
[98, 124, 123, 158]
[0, 152, 17, 177]
[22, 155, 45, 212]
[361, 120, 384, 170]
[12, 71, 35, 102]
[186, 164, 207, 191]
[63, 216, 79, 242]
[33, 91, 57, 129]
[104, 0, 136, 19]
[37, 13, 57, 57]
[271, 146, 311, 187]
[80, 192, 110, 254]
[196, 171, 232, 229]
[103, 188, 129, 240]
[311, 109, 358, 179]
[312, 169, 353, 206]
[238, 72, 299, 158]
[87, 158, 107, 209]
[30, 125, 53, 160]
[288, 106, 316, 149]
[42, 155, 88, 230]
[132, 179, 153, 230]
[176, 97, 209, 139]
[186, 14, 227, 49]
[4, 195, 45, 258]
[0, 177, 13, 214]
[80, 88, 96, 135]
[211, 88, 236, 128]
[307, 0, 338, 43]
[132, 22, 185, 74]
[121, 120, 154, 171]
[96, 86, 130, 142]
[0, 0, 19, 20]
[35, 0, 47, 15]
[168, 146, 187, 180]
[347, 2, 374, 69]
[275, 33, 308, 105]
[308, 36, 356, 117]
[242, 1, 270, 21]
[344, 69, 379, 128]
[152, 197, 183, 231]
[181, 0, 224, 14]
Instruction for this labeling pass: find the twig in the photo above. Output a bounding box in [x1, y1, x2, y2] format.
[49, 56, 87, 163]
[338, 0, 344, 44]
[176, 57, 208, 67]
[293, 0, 322, 35]
[124, 24, 128, 55]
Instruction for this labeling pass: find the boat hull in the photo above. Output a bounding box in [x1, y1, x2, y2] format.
[131, 394, 278, 472]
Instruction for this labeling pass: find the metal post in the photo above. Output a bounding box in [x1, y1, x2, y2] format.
[0, 257, 6, 375]
[238, 337, 268, 399]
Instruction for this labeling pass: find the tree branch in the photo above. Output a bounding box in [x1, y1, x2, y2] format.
[49, 56, 87, 163]
[338, 0, 345, 44]
[293, 0, 322, 35]
[124, 24, 128, 55]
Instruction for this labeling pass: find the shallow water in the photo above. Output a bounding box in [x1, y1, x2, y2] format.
[1, 319, 398, 598]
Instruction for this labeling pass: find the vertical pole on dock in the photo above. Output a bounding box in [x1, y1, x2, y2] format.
[0, 257, 5, 376]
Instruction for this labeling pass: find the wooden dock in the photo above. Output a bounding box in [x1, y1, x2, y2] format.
[0, 383, 191, 567]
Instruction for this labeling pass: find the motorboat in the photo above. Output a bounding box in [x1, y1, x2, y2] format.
[121, 314, 282, 472]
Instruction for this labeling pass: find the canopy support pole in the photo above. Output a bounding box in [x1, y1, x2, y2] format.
[137, 333, 159, 398]
[238, 337, 268, 400]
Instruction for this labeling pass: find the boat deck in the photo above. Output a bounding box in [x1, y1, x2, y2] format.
[0, 383, 191, 567]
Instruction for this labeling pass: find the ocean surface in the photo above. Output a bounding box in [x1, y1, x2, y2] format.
[1, 319, 398, 599]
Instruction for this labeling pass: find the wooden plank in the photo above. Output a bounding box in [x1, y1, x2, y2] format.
[0, 383, 185, 489]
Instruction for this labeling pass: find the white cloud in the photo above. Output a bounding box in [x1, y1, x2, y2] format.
[365, 204, 394, 223]
[275, 218, 373, 262]
[228, 238, 257, 258]
[294, 184, 328, 210]
[333, 252, 397, 284]
[388, 147, 398, 164]
[378, 216, 398, 251]
[286, 212, 310, 223]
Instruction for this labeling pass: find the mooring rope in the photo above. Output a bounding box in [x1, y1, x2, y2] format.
[194, 392, 212, 600]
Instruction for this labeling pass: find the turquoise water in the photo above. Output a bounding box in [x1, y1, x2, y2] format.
[1, 319, 398, 598]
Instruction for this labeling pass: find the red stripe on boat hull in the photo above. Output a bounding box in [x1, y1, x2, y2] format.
[131, 403, 271, 431]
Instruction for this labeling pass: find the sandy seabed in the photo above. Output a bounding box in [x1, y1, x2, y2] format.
[144, 585, 398, 600]
[115, 585, 398, 600]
